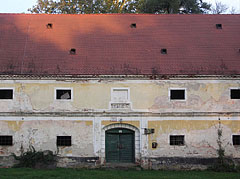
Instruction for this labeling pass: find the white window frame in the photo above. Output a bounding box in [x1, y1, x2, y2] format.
[55, 87, 73, 101]
[230, 88, 240, 99]
[169, 88, 187, 101]
[109, 87, 132, 109]
[0, 87, 14, 101]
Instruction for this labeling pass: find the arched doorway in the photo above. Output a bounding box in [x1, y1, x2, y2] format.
[105, 128, 135, 163]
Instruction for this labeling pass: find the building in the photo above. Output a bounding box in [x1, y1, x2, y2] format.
[0, 14, 240, 169]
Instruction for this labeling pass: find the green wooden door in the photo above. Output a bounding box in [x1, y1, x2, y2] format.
[106, 128, 135, 163]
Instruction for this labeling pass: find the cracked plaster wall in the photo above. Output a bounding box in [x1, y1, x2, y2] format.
[0, 79, 239, 112]
[0, 79, 240, 161]
[0, 120, 94, 157]
[148, 120, 240, 158]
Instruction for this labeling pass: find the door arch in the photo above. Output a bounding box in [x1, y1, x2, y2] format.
[105, 128, 134, 163]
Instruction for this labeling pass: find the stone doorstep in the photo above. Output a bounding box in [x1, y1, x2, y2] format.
[102, 163, 142, 170]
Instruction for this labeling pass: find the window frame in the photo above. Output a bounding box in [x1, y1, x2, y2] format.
[0, 88, 14, 100]
[230, 88, 240, 100]
[54, 88, 73, 101]
[169, 88, 187, 101]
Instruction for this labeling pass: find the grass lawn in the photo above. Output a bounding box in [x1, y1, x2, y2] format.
[0, 168, 240, 179]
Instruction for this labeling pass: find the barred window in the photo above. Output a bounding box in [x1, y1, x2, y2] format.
[0, 89, 13, 99]
[233, 135, 240, 145]
[57, 136, 71, 146]
[231, 89, 240, 99]
[170, 135, 184, 145]
[0, 136, 13, 145]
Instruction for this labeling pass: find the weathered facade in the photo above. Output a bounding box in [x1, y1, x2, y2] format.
[0, 14, 240, 169]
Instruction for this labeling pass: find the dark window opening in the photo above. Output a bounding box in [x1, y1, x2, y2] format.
[170, 89, 185, 100]
[70, 48, 76, 55]
[46, 23, 53, 29]
[0, 136, 13, 146]
[130, 23, 136, 28]
[57, 136, 71, 146]
[231, 89, 240, 99]
[233, 135, 240, 145]
[161, 48, 167, 54]
[0, 89, 13, 99]
[216, 24, 222, 29]
[170, 135, 184, 145]
[56, 89, 71, 100]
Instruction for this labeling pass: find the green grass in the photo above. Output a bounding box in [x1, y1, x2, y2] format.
[0, 168, 239, 179]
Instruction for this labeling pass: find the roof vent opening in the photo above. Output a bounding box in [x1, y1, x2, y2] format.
[130, 23, 136, 28]
[161, 48, 167, 54]
[216, 24, 222, 29]
[46, 23, 53, 29]
[70, 48, 76, 55]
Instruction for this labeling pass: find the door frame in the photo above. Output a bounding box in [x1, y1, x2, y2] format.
[102, 123, 140, 163]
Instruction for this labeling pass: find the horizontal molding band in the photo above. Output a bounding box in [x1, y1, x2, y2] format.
[0, 74, 240, 80]
[0, 112, 239, 117]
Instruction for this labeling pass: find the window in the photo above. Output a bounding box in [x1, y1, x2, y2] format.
[130, 23, 136, 28]
[230, 89, 240, 99]
[0, 89, 13, 99]
[70, 48, 76, 55]
[170, 135, 184, 145]
[170, 89, 185, 100]
[161, 48, 167, 54]
[57, 136, 71, 146]
[216, 24, 222, 29]
[46, 23, 53, 29]
[0, 136, 13, 146]
[233, 135, 240, 145]
[56, 89, 72, 100]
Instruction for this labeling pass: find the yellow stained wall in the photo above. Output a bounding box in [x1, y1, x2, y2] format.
[0, 80, 239, 112]
[148, 120, 240, 136]
[147, 120, 240, 157]
[0, 120, 94, 156]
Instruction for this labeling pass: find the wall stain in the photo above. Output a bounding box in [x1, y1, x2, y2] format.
[6, 121, 24, 131]
[74, 121, 93, 126]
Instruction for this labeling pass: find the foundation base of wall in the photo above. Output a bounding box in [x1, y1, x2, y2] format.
[0, 156, 100, 168]
[57, 157, 100, 168]
[1, 156, 240, 170]
[147, 157, 240, 170]
[0, 156, 18, 168]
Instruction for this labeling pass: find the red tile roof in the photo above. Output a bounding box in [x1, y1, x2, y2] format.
[0, 14, 239, 75]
